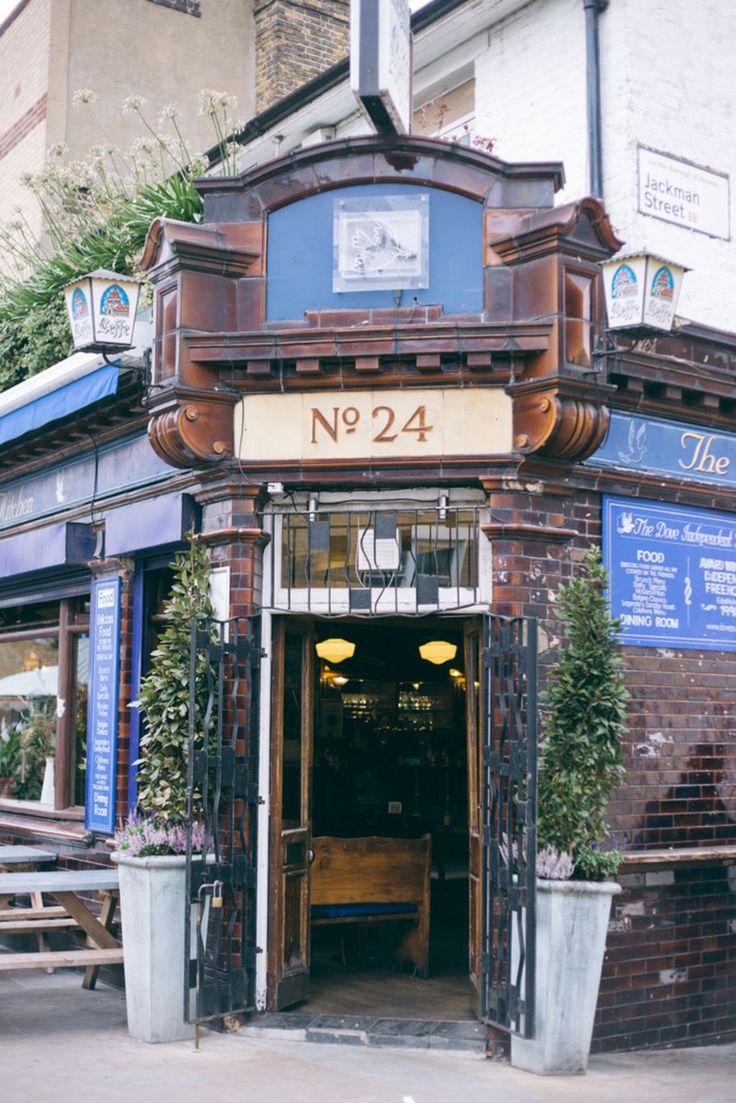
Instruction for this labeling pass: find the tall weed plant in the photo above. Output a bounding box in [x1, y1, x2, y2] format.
[0, 89, 244, 391]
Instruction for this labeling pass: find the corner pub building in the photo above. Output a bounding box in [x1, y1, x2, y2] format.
[0, 135, 734, 1052]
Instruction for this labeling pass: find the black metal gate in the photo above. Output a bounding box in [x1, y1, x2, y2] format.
[481, 614, 538, 1038]
[184, 615, 260, 1027]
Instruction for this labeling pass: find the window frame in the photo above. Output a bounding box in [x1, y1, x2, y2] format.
[0, 596, 89, 816]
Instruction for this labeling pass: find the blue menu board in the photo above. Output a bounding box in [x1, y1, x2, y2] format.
[85, 576, 122, 833]
[603, 496, 736, 651]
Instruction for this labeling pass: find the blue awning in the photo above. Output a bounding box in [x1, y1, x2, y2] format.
[0, 362, 119, 446]
[0, 521, 96, 578]
[104, 493, 199, 555]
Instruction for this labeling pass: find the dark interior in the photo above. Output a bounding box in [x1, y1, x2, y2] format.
[304, 621, 473, 1020]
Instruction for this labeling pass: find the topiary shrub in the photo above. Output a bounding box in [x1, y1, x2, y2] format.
[134, 538, 215, 825]
[537, 546, 629, 881]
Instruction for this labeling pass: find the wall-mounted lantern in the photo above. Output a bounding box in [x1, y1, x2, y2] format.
[63, 269, 143, 354]
[601, 253, 688, 332]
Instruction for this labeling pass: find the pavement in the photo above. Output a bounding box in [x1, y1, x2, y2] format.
[0, 969, 734, 1103]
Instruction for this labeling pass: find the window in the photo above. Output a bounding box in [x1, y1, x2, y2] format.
[565, 270, 594, 368]
[413, 78, 476, 146]
[0, 597, 89, 811]
[266, 500, 489, 615]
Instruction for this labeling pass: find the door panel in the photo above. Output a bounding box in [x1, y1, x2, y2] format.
[269, 619, 314, 1010]
[464, 621, 482, 1017]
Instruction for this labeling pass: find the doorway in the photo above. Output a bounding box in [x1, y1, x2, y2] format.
[268, 617, 479, 1022]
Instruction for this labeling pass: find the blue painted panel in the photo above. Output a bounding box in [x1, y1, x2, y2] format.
[85, 576, 122, 834]
[127, 566, 145, 814]
[105, 492, 198, 556]
[587, 412, 736, 490]
[266, 183, 483, 320]
[0, 521, 94, 578]
[603, 495, 736, 651]
[0, 433, 174, 533]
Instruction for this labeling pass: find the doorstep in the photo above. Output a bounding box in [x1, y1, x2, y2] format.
[241, 1012, 487, 1054]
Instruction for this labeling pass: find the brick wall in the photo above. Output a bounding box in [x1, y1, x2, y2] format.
[596, 864, 736, 1050]
[254, 0, 349, 112]
[0, 0, 52, 243]
[486, 481, 736, 1050]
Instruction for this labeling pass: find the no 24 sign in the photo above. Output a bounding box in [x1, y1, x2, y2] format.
[310, 403, 433, 445]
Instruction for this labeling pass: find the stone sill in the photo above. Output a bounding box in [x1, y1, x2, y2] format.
[0, 809, 93, 845]
[620, 845, 736, 871]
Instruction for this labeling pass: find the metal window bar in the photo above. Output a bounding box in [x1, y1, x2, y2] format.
[266, 507, 481, 616]
[481, 615, 537, 1038]
[184, 615, 259, 1026]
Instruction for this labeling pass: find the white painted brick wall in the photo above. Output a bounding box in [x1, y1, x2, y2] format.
[473, 0, 736, 331]
[599, 0, 736, 330]
[474, 0, 588, 204]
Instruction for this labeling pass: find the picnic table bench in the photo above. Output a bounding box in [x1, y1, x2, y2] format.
[0, 868, 121, 987]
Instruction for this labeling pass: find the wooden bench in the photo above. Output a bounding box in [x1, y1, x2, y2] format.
[311, 835, 431, 977]
[0, 869, 121, 987]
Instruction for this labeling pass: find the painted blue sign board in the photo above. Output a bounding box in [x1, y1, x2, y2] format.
[603, 495, 736, 651]
[588, 412, 736, 490]
[85, 576, 122, 834]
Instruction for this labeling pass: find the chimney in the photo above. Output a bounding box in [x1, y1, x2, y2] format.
[254, 0, 349, 113]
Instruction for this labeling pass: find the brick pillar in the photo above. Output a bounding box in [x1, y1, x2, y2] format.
[254, 0, 349, 112]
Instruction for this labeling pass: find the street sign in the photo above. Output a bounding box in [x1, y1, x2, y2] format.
[350, 0, 412, 135]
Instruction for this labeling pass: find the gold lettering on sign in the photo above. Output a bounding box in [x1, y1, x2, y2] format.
[310, 406, 360, 443]
[310, 402, 434, 446]
[679, 431, 731, 476]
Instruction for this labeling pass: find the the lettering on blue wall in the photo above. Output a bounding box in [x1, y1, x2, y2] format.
[586, 413, 736, 490]
[0, 486, 34, 522]
[0, 433, 173, 532]
[85, 576, 122, 834]
[603, 496, 736, 651]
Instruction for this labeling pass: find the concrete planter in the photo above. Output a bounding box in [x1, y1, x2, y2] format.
[511, 879, 621, 1076]
[112, 852, 195, 1044]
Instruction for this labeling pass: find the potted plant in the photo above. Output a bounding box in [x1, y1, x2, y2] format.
[10, 702, 56, 802]
[0, 722, 21, 796]
[113, 538, 215, 1044]
[511, 546, 628, 1076]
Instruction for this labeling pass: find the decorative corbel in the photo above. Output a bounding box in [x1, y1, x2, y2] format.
[146, 388, 236, 468]
[510, 373, 615, 462]
[141, 217, 261, 468]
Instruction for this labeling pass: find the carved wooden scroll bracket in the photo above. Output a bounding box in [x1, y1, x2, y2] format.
[146, 387, 236, 468]
[510, 374, 616, 463]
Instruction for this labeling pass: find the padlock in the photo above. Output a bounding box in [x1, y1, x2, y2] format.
[212, 880, 224, 909]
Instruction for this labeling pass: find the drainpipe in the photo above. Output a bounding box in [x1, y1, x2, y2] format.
[583, 0, 607, 198]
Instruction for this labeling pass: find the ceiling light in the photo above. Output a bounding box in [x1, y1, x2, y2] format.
[315, 638, 356, 664]
[418, 640, 457, 665]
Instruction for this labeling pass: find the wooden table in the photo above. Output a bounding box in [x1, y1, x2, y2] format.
[0, 846, 58, 868]
[0, 869, 122, 987]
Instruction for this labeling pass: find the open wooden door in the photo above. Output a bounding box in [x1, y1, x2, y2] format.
[464, 619, 482, 1018]
[269, 619, 314, 1010]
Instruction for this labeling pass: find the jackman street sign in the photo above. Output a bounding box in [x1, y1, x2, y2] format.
[638, 146, 730, 240]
